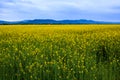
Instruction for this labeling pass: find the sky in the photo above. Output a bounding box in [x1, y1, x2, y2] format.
[0, 0, 120, 22]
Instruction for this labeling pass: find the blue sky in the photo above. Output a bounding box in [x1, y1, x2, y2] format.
[0, 0, 120, 22]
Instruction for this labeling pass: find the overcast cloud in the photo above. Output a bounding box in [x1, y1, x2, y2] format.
[0, 0, 120, 22]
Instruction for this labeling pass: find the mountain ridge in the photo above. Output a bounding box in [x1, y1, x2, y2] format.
[0, 19, 120, 24]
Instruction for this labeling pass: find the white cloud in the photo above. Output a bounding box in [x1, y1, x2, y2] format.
[0, 0, 120, 21]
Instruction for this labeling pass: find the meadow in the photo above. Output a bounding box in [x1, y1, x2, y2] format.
[0, 25, 120, 80]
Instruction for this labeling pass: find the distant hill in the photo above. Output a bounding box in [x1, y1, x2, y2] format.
[0, 19, 120, 24]
[0, 20, 9, 24]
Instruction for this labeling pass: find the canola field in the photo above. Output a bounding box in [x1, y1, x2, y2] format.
[0, 25, 120, 80]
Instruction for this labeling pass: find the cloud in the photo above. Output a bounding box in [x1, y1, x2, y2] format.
[0, 0, 120, 21]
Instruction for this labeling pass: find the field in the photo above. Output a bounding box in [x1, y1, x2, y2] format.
[0, 25, 120, 80]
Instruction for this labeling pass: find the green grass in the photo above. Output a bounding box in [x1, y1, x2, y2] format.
[0, 25, 120, 80]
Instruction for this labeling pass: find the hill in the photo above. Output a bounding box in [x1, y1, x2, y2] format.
[0, 19, 120, 24]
